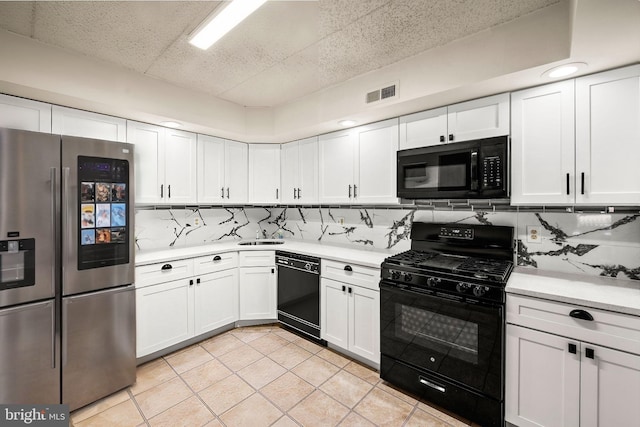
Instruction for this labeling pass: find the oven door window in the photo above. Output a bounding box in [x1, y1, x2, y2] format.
[380, 282, 502, 399]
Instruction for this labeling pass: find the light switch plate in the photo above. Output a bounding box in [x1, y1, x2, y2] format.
[526, 226, 541, 243]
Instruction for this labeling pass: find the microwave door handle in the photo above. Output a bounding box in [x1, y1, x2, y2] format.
[470, 151, 479, 190]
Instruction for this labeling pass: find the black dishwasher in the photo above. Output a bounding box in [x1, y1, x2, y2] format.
[276, 251, 325, 343]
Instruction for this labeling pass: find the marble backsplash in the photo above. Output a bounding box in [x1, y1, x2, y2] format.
[135, 207, 640, 282]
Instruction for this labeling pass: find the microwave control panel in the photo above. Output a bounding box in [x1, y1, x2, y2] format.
[482, 156, 502, 189]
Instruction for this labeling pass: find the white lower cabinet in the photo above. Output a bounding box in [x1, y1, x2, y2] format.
[320, 260, 380, 365]
[238, 251, 277, 321]
[505, 294, 640, 427]
[135, 253, 239, 358]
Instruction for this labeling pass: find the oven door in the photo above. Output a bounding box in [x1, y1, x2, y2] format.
[380, 281, 503, 399]
[397, 141, 477, 199]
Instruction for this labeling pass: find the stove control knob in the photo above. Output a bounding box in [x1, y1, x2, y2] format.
[426, 277, 439, 287]
[304, 263, 312, 271]
[391, 271, 401, 280]
[456, 282, 470, 293]
[473, 285, 489, 297]
[404, 273, 413, 282]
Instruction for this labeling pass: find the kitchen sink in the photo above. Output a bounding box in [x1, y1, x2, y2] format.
[238, 240, 285, 246]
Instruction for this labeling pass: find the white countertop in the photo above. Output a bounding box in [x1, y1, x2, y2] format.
[135, 239, 397, 269]
[507, 267, 640, 316]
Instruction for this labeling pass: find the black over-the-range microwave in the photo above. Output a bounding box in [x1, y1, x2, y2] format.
[397, 135, 509, 200]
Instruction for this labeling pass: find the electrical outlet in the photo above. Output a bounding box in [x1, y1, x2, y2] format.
[338, 217, 344, 225]
[527, 226, 541, 243]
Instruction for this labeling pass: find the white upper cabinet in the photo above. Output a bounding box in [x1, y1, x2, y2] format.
[280, 136, 318, 204]
[52, 105, 126, 142]
[399, 93, 509, 149]
[0, 94, 51, 133]
[319, 118, 399, 204]
[511, 80, 575, 205]
[575, 65, 640, 205]
[511, 65, 640, 206]
[248, 144, 281, 204]
[197, 135, 248, 204]
[127, 121, 196, 205]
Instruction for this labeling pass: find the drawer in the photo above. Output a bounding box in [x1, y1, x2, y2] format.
[193, 252, 238, 275]
[507, 294, 640, 355]
[321, 259, 380, 291]
[239, 251, 275, 267]
[135, 259, 193, 288]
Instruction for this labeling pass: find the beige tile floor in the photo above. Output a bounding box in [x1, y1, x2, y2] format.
[71, 324, 476, 427]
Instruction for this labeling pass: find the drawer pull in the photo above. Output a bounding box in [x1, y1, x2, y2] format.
[161, 264, 173, 271]
[569, 309, 594, 321]
[213, 255, 222, 261]
[344, 265, 353, 272]
[568, 343, 577, 354]
[419, 376, 446, 393]
[585, 348, 595, 359]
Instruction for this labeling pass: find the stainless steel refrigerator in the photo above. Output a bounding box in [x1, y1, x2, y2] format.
[0, 127, 136, 411]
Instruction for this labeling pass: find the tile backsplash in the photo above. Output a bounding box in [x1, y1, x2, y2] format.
[135, 207, 640, 281]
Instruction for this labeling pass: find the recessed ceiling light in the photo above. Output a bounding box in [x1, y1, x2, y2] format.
[338, 120, 356, 127]
[542, 62, 587, 79]
[160, 121, 182, 128]
[189, 0, 268, 50]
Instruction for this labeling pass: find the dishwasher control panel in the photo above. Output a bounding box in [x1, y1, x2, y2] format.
[276, 251, 320, 274]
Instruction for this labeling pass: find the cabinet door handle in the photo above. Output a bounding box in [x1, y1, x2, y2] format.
[161, 263, 173, 271]
[196, 278, 201, 284]
[353, 184, 357, 198]
[226, 187, 230, 198]
[271, 268, 275, 274]
[293, 188, 297, 199]
[342, 285, 346, 292]
[348, 287, 352, 294]
[213, 255, 222, 261]
[568, 343, 577, 354]
[348, 185, 352, 198]
[448, 134, 454, 142]
[439, 135, 445, 143]
[298, 188, 301, 198]
[276, 188, 279, 199]
[344, 265, 353, 272]
[221, 187, 225, 198]
[160, 184, 164, 198]
[168, 184, 171, 198]
[189, 279, 194, 286]
[566, 173, 570, 195]
[581, 172, 585, 195]
[585, 348, 595, 359]
[569, 309, 594, 321]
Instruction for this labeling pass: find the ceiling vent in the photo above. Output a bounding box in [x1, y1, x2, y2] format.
[365, 82, 398, 105]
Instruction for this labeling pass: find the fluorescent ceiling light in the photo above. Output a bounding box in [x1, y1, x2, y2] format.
[339, 120, 356, 127]
[542, 62, 587, 79]
[189, 0, 268, 50]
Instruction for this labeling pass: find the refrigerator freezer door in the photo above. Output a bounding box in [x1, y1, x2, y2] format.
[62, 285, 136, 411]
[0, 128, 60, 307]
[0, 300, 59, 404]
[61, 136, 135, 296]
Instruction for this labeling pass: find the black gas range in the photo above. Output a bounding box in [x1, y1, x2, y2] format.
[380, 222, 514, 427]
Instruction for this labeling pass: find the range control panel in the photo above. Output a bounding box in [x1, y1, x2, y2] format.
[439, 227, 474, 240]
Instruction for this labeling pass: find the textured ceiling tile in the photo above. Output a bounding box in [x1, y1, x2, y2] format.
[32, 1, 217, 74]
[0, 1, 34, 37]
[219, 45, 321, 107]
[318, 0, 391, 37]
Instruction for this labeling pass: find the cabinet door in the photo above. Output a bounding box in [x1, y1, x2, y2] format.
[298, 136, 319, 203]
[280, 140, 299, 204]
[319, 130, 356, 203]
[225, 140, 248, 203]
[580, 344, 640, 427]
[575, 65, 640, 205]
[505, 325, 580, 427]
[197, 134, 226, 203]
[399, 107, 447, 149]
[511, 81, 575, 205]
[52, 105, 126, 142]
[136, 279, 193, 357]
[355, 119, 399, 204]
[248, 144, 281, 203]
[127, 121, 165, 204]
[348, 285, 380, 364]
[239, 267, 277, 320]
[320, 278, 349, 348]
[164, 128, 197, 204]
[447, 93, 510, 143]
[194, 269, 239, 335]
[0, 94, 51, 133]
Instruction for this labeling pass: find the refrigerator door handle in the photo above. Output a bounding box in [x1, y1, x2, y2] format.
[50, 167, 57, 297]
[51, 301, 56, 369]
[62, 167, 71, 285]
[62, 299, 68, 368]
